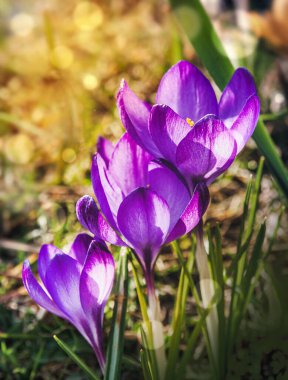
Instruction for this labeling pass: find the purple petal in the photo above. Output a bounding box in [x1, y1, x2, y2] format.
[38, 244, 62, 285]
[219, 67, 257, 128]
[80, 240, 115, 311]
[76, 195, 125, 246]
[91, 154, 123, 230]
[109, 133, 151, 196]
[44, 254, 84, 325]
[156, 61, 218, 121]
[97, 137, 114, 166]
[44, 254, 98, 354]
[230, 95, 260, 154]
[148, 160, 190, 231]
[117, 80, 160, 156]
[149, 105, 191, 163]
[79, 240, 115, 371]
[117, 188, 170, 271]
[176, 116, 237, 183]
[22, 260, 65, 319]
[69, 233, 93, 266]
[166, 183, 210, 243]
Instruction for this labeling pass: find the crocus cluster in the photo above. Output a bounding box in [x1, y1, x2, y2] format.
[22, 60, 260, 373]
[77, 133, 209, 292]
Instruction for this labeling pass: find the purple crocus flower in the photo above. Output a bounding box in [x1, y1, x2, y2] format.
[22, 233, 115, 373]
[76, 132, 209, 293]
[117, 61, 260, 186]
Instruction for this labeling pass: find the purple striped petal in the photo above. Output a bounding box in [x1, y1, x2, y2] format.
[219, 67, 257, 128]
[109, 133, 151, 196]
[80, 240, 115, 312]
[156, 61, 218, 121]
[38, 244, 62, 285]
[76, 195, 125, 246]
[79, 240, 115, 371]
[117, 80, 160, 156]
[22, 260, 65, 319]
[117, 188, 170, 271]
[229, 95, 260, 154]
[91, 154, 123, 229]
[148, 160, 190, 231]
[166, 183, 210, 243]
[97, 137, 114, 166]
[44, 254, 85, 328]
[149, 105, 191, 163]
[69, 233, 93, 266]
[176, 116, 237, 183]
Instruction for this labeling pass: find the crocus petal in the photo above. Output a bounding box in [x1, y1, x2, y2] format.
[176, 116, 237, 183]
[97, 137, 114, 166]
[117, 80, 160, 156]
[219, 67, 257, 128]
[45, 254, 98, 348]
[166, 183, 210, 243]
[149, 105, 191, 163]
[79, 240, 115, 371]
[44, 254, 86, 330]
[91, 154, 123, 229]
[69, 233, 94, 266]
[229, 95, 260, 154]
[148, 160, 190, 231]
[109, 133, 151, 196]
[22, 260, 65, 319]
[76, 195, 125, 246]
[80, 240, 115, 311]
[156, 61, 218, 121]
[117, 188, 170, 271]
[38, 244, 62, 285]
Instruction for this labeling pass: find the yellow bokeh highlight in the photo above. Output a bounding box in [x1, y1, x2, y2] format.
[10, 13, 35, 37]
[62, 148, 77, 163]
[82, 73, 99, 90]
[50, 45, 74, 69]
[73, 2, 103, 31]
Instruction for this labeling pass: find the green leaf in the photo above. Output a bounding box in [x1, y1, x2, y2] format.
[105, 248, 129, 380]
[53, 335, 101, 380]
[129, 253, 159, 380]
[169, 0, 288, 198]
[165, 240, 195, 380]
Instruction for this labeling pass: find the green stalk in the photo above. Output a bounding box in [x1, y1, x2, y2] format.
[165, 244, 195, 380]
[129, 254, 160, 380]
[105, 248, 129, 380]
[169, 0, 288, 198]
[172, 240, 217, 376]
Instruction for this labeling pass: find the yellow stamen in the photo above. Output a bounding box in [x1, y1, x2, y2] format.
[186, 118, 195, 127]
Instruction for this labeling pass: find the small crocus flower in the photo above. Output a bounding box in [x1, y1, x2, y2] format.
[76, 133, 209, 293]
[117, 60, 260, 185]
[22, 233, 115, 373]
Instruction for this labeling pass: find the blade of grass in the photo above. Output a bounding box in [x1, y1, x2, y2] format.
[129, 253, 159, 380]
[169, 0, 288, 197]
[29, 343, 44, 380]
[177, 304, 210, 378]
[53, 335, 101, 380]
[208, 224, 226, 378]
[165, 241, 195, 380]
[105, 248, 129, 380]
[172, 240, 217, 376]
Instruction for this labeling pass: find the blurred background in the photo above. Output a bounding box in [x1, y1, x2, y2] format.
[0, 0, 287, 379]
